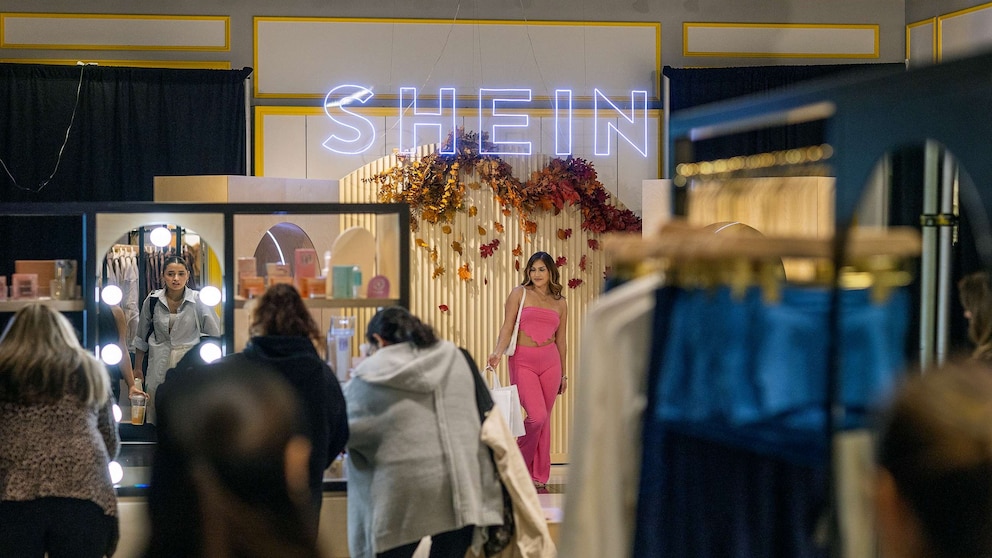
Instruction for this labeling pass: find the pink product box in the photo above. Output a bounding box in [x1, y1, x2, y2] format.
[11, 273, 39, 300]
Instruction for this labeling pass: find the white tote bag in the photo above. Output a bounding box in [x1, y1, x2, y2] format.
[485, 365, 526, 437]
[503, 288, 526, 356]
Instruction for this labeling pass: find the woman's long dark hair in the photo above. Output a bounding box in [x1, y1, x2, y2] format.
[167, 361, 321, 558]
[366, 306, 438, 349]
[521, 251, 564, 299]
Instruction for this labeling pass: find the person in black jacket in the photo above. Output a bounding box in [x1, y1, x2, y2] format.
[225, 283, 349, 525]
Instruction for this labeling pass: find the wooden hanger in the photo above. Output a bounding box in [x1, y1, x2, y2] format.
[604, 220, 921, 263]
[604, 220, 921, 302]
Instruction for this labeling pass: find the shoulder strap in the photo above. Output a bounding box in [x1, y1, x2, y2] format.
[144, 292, 158, 342]
[460, 347, 494, 422]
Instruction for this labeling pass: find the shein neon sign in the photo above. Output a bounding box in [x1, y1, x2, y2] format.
[322, 85, 649, 158]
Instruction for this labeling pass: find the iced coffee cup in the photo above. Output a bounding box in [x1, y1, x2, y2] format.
[130, 394, 147, 425]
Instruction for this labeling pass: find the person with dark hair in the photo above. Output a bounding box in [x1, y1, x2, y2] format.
[875, 364, 992, 558]
[221, 283, 348, 526]
[132, 255, 221, 424]
[0, 303, 120, 557]
[344, 306, 503, 558]
[957, 271, 992, 362]
[487, 251, 568, 488]
[150, 357, 323, 558]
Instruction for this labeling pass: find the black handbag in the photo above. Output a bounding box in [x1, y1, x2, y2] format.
[460, 348, 515, 556]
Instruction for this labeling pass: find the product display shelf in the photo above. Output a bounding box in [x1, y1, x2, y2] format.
[232, 296, 398, 309]
[0, 299, 86, 312]
[0, 202, 411, 354]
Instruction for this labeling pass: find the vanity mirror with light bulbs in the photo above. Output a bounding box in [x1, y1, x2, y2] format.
[0, 202, 410, 442]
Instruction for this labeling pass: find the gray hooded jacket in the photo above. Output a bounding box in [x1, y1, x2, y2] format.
[344, 339, 504, 557]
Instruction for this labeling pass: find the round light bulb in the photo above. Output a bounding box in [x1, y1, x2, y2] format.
[199, 286, 221, 307]
[109, 461, 124, 484]
[149, 226, 172, 248]
[112, 404, 123, 423]
[199, 342, 222, 363]
[101, 344, 123, 366]
[101, 285, 123, 306]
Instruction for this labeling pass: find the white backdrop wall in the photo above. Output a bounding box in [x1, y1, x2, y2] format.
[1, 0, 908, 72]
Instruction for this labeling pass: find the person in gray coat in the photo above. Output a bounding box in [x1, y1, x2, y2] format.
[344, 307, 504, 558]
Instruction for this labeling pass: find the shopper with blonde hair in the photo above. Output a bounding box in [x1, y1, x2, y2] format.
[0, 303, 120, 557]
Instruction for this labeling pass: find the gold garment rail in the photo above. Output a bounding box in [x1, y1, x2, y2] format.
[604, 221, 922, 303]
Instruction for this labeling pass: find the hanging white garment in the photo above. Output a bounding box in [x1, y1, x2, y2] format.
[558, 274, 662, 558]
[122, 254, 140, 347]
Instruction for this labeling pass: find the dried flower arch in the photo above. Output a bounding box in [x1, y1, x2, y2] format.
[365, 128, 642, 235]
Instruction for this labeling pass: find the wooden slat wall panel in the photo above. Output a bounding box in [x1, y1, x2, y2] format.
[687, 176, 835, 280]
[340, 149, 615, 463]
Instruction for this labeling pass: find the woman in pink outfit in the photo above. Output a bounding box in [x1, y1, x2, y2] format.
[488, 251, 568, 488]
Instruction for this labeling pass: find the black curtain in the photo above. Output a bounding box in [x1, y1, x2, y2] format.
[664, 64, 904, 162]
[0, 63, 252, 202]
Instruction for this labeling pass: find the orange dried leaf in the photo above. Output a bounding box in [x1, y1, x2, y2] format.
[469, 206, 478, 217]
[416, 238, 429, 248]
[494, 221, 504, 233]
[512, 244, 523, 257]
[457, 263, 472, 281]
[432, 265, 446, 279]
[478, 225, 487, 235]
[451, 241, 463, 255]
[441, 225, 452, 234]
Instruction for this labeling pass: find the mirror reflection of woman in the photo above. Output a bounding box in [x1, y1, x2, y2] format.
[132, 255, 220, 424]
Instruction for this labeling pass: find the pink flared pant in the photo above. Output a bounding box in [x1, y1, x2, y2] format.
[509, 343, 562, 484]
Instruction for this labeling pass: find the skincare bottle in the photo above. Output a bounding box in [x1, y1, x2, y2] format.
[352, 266, 362, 298]
[324, 251, 333, 299]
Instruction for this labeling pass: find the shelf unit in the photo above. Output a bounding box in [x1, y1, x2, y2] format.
[0, 202, 410, 354]
[0, 299, 86, 313]
[232, 297, 398, 309]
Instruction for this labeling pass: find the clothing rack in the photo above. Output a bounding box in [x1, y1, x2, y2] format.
[640, 49, 992, 558]
[597, 222, 921, 558]
[605, 222, 921, 263]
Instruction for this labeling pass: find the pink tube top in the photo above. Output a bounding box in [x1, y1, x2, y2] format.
[519, 306, 560, 345]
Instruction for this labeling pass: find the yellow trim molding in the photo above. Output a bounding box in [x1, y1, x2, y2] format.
[683, 22, 879, 58]
[0, 13, 230, 51]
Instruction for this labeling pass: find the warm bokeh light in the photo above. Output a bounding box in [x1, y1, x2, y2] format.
[199, 286, 221, 307]
[199, 342, 222, 363]
[109, 461, 124, 484]
[101, 285, 123, 306]
[101, 344, 123, 366]
[149, 226, 172, 247]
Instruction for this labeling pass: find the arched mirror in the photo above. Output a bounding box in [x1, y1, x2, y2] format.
[95, 213, 225, 441]
[861, 141, 984, 370]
